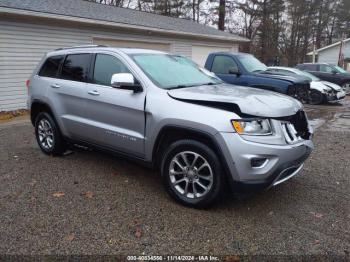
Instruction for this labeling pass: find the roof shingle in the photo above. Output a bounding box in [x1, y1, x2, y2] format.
[0, 0, 248, 42]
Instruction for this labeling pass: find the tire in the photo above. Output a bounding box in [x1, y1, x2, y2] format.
[309, 90, 324, 105]
[161, 139, 224, 208]
[297, 88, 309, 104]
[35, 112, 66, 156]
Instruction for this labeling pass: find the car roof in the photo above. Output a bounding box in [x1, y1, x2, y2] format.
[299, 63, 330, 65]
[209, 51, 251, 56]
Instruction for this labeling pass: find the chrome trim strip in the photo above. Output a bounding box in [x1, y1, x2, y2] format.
[273, 164, 304, 186]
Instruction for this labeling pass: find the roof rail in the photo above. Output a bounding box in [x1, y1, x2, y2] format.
[55, 44, 108, 51]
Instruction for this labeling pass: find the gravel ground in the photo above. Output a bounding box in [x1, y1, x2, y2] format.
[0, 101, 349, 257]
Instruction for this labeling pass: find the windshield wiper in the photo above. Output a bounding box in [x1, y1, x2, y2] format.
[167, 84, 194, 90]
[168, 82, 217, 90]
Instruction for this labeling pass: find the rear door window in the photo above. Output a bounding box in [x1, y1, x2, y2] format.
[61, 54, 91, 82]
[211, 56, 238, 74]
[304, 64, 318, 71]
[39, 55, 64, 78]
[93, 54, 130, 86]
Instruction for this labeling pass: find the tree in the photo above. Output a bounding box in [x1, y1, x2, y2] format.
[85, 0, 350, 65]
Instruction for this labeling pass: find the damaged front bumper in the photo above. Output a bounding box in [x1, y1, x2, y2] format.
[216, 131, 314, 193]
[326, 90, 346, 103]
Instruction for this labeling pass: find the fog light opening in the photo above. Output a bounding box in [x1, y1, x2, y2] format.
[251, 158, 268, 168]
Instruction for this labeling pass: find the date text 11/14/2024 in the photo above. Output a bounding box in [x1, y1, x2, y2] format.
[127, 255, 220, 261]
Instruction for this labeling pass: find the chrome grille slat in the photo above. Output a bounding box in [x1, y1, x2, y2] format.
[281, 122, 303, 144]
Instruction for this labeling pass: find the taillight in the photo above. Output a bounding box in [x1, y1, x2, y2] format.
[26, 79, 30, 89]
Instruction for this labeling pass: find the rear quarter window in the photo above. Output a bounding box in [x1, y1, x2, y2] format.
[38, 55, 64, 78]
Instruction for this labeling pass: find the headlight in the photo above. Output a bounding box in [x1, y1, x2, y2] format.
[231, 119, 272, 136]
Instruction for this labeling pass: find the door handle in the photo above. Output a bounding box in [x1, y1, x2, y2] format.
[88, 90, 100, 96]
[50, 84, 60, 89]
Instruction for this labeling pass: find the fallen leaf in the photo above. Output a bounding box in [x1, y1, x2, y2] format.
[52, 192, 65, 198]
[29, 180, 37, 186]
[84, 191, 93, 198]
[310, 212, 324, 218]
[135, 226, 142, 238]
[65, 234, 75, 241]
[313, 240, 320, 245]
[224, 255, 240, 262]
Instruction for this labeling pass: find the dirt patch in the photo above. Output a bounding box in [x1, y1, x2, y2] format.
[0, 110, 29, 123]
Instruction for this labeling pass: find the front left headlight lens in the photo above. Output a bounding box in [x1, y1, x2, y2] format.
[232, 119, 272, 136]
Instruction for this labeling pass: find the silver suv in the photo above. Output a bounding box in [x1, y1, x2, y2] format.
[28, 46, 314, 207]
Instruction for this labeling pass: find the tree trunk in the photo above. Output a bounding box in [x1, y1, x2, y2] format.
[218, 0, 226, 31]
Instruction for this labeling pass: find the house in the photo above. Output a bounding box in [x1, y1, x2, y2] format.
[0, 0, 248, 111]
[307, 38, 350, 70]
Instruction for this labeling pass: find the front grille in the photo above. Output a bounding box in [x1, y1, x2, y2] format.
[281, 122, 302, 144]
[279, 110, 311, 143]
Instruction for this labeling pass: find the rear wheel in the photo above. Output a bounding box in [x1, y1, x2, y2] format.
[35, 112, 66, 156]
[309, 90, 324, 105]
[161, 139, 224, 208]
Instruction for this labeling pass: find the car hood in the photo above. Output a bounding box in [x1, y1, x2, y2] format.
[257, 72, 309, 84]
[167, 84, 302, 118]
[321, 81, 342, 91]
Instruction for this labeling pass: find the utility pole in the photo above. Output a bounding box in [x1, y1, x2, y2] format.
[312, 36, 316, 63]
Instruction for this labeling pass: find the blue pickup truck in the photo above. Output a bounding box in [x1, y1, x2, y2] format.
[204, 52, 310, 102]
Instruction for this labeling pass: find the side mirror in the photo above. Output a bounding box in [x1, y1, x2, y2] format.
[111, 73, 143, 93]
[331, 70, 338, 75]
[228, 67, 240, 75]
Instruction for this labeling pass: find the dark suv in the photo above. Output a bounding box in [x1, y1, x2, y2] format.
[296, 63, 350, 94]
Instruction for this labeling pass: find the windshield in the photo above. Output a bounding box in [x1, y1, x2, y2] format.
[299, 70, 320, 81]
[131, 54, 222, 89]
[333, 65, 347, 73]
[237, 55, 267, 73]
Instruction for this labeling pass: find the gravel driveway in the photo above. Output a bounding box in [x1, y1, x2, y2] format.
[0, 101, 349, 258]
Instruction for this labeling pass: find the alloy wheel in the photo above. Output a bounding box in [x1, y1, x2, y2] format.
[169, 151, 213, 199]
[37, 119, 55, 150]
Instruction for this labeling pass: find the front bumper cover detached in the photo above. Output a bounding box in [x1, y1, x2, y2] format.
[231, 145, 312, 193]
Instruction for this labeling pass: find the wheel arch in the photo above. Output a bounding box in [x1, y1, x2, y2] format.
[152, 125, 230, 178]
[30, 100, 55, 126]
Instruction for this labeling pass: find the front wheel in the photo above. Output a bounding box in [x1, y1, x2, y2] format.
[161, 140, 224, 208]
[309, 90, 324, 105]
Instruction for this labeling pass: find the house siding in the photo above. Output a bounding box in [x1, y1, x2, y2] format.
[0, 19, 239, 111]
[318, 41, 350, 65]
